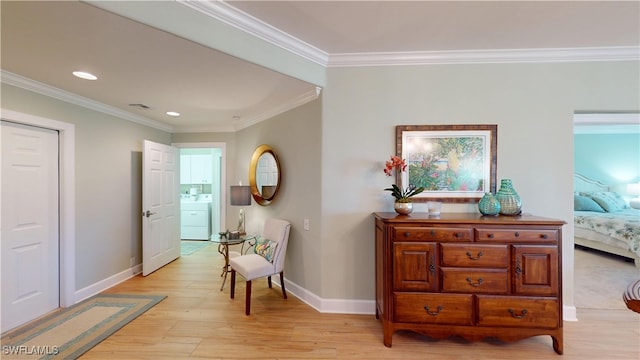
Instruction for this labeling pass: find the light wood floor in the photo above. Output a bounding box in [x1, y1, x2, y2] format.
[82, 243, 640, 359]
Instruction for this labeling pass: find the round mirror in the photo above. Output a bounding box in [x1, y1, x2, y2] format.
[249, 144, 281, 206]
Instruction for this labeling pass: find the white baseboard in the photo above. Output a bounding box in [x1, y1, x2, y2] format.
[563, 305, 578, 322]
[73, 264, 142, 304]
[282, 277, 579, 320]
[78, 268, 577, 321]
[275, 277, 375, 314]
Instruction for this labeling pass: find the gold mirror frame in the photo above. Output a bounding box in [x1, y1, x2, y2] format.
[249, 144, 281, 206]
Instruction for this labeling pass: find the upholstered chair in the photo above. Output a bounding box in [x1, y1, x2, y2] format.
[229, 218, 291, 315]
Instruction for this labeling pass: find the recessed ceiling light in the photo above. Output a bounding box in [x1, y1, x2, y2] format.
[72, 71, 97, 80]
[166, 111, 180, 117]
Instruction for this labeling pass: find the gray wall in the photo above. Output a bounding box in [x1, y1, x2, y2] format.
[3, 59, 639, 314]
[174, 98, 324, 295]
[319, 61, 640, 310]
[2, 83, 171, 290]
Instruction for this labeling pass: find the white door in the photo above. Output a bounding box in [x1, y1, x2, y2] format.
[142, 140, 180, 276]
[1, 121, 59, 332]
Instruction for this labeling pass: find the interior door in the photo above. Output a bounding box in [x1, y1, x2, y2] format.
[1, 121, 59, 332]
[142, 140, 180, 276]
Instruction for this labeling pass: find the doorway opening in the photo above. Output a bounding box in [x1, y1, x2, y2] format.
[174, 142, 226, 242]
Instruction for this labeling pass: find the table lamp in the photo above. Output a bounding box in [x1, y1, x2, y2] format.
[230, 185, 251, 234]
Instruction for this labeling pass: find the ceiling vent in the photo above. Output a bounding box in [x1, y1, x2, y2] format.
[128, 103, 150, 109]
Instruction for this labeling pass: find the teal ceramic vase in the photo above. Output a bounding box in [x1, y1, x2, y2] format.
[495, 179, 522, 215]
[478, 192, 500, 216]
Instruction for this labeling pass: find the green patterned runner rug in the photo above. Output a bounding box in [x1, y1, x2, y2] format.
[1, 293, 166, 359]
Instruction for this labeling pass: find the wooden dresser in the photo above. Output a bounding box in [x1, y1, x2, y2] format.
[374, 212, 565, 354]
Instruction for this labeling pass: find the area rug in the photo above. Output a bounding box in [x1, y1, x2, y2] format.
[181, 240, 211, 255]
[0, 293, 166, 359]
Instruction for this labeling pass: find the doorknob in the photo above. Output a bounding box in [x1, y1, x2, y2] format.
[142, 210, 157, 218]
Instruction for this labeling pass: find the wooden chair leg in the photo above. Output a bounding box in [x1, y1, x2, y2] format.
[268, 275, 272, 288]
[280, 271, 287, 299]
[230, 269, 236, 299]
[245, 280, 252, 315]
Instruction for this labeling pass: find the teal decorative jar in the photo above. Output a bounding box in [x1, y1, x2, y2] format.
[495, 179, 522, 215]
[478, 192, 500, 216]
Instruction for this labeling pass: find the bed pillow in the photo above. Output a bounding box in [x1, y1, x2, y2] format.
[574, 194, 605, 212]
[581, 191, 629, 212]
[254, 237, 278, 262]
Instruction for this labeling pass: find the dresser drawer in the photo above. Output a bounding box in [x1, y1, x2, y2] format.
[394, 293, 473, 325]
[477, 296, 559, 328]
[441, 244, 509, 268]
[441, 268, 509, 294]
[475, 228, 558, 242]
[395, 227, 473, 242]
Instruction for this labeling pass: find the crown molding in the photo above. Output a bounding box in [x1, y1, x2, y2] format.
[190, 2, 638, 67]
[327, 46, 640, 67]
[234, 86, 321, 131]
[171, 86, 322, 133]
[1, 70, 174, 133]
[178, 0, 329, 66]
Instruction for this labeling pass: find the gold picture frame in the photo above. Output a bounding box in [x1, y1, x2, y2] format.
[396, 124, 497, 203]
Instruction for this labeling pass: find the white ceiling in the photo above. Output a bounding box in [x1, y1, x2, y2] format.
[2, 1, 639, 133]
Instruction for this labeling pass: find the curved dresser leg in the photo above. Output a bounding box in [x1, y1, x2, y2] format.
[552, 335, 563, 355]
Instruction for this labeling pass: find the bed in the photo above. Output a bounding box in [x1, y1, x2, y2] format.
[574, 173, 640, 268]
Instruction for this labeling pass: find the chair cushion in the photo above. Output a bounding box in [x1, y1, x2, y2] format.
[229, 254, 275, 281]
[253, 237, 278, 262]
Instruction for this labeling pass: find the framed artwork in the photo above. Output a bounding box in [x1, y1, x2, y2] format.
[396, 124, 497, 203]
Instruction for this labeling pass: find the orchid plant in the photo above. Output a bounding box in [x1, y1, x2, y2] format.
[383, 155, 425, 203]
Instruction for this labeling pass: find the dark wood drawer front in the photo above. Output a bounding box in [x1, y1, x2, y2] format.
[395, 227, 473, 242]
[477, 296, 559, 328]
[475, 229, 558, 243]
[441, 244, 509, 268]
[394, 293, 473, 325]
[441, 269, 509, 294]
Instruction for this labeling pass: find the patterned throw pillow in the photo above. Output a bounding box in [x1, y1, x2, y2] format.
[574, 195, 605, 212]
[581, 192, 630, 212]
[254, 237, 278, 262]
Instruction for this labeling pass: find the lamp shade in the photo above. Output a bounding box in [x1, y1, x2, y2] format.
[230, 185, 251, 206]
[628, 183, 640, 196]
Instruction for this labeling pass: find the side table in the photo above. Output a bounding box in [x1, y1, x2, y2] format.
[212, 233, 257, 291]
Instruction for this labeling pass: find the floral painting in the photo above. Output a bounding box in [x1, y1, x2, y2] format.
[396, 125, 497, 203]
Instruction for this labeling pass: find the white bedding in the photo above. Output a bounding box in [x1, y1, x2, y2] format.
[574, 209, 640, 258]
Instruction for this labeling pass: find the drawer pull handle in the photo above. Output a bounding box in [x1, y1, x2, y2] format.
[515, 260, 522, 276]
[466, 277, 484, 287]
[424, 305, 443, 316]
[487, 233, 495, 239]
[430, 230, 436, 237]
[454, 232, 462, 238]
[404, 232, 410, 237]
[514, 232, 520, 237]
[466, 251, 483, 260]
[541, 234, 548, 239]
[508, 308, 528, 319]
[429, 255, 436, 274]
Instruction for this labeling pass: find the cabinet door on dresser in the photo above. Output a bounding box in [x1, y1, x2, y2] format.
[513, 245, 559, 296]
[393, 242, 438, 292]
